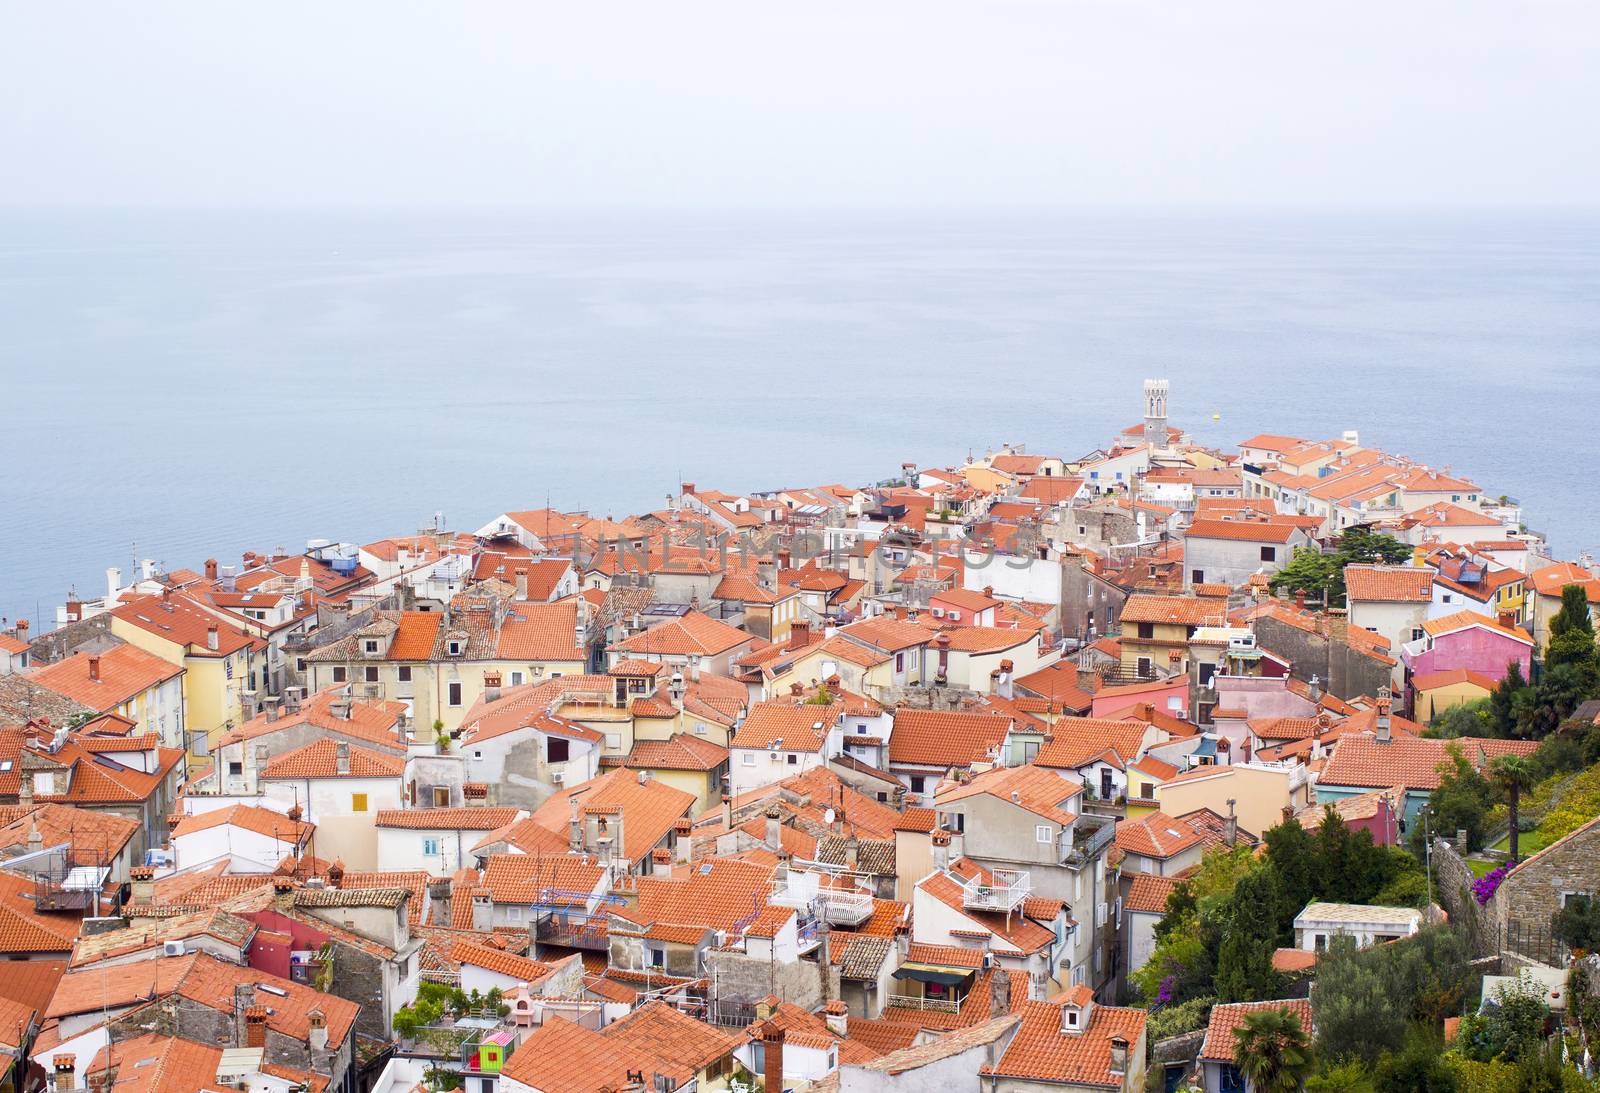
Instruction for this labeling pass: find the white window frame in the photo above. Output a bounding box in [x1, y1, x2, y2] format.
[1035, 825, 1053, 844]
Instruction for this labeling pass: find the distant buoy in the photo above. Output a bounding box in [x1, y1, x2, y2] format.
[1211, 413, 1222, 421]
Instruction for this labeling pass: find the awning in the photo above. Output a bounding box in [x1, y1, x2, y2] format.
[892, 963, 976, 987]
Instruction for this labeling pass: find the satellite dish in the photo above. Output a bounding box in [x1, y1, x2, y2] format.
[823, 808, 836, 825]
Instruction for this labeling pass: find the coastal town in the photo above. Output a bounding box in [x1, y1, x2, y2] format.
[1, 379, 1599, 1093]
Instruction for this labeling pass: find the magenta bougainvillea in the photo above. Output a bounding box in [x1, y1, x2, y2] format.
[1473, 863, 1509, 906]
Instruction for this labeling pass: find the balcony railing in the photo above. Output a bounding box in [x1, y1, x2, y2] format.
[1062, 819, 1116, 869]
[886, 992, 962, 1014]
[816, 889, 875, 926]
[961, 868, 1029, 913]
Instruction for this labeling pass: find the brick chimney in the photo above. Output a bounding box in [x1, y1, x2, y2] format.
[787, 620, 812, 650]
[244, 1005, 268, 1048]
[88, 655, 100, 683]
[758, 1020, 785, 1093]
[823, 999, 848, 1037]
[335, 742, 350, 774]
[205, 558, 219, 581]
[271, 877, 296, 911]
[515, 568, 529, 600]
[52, 1057, 74, 1093]
[206, 624, 219, 652]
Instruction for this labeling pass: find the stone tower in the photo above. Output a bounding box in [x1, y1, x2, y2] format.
[1143, 378, 1169, 449]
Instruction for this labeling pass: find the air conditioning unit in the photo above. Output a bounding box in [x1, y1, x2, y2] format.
[550, 770, 565, 786]
[163, 940, 186, 957]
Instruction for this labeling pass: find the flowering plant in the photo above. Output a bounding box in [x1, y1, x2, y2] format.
[1472, 863, 1508, 906]
[1156, 974, 1177, 1005]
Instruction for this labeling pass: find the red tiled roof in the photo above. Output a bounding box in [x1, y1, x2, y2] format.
[1185, 518, 1304, 544]
[612, 611, 752, 657]
[259, 739, 404, 779]
[374, 807, 523, 830]
[172, 804, 313, 844]
[1114, 811, 1203, 860]
[987, 999, 1147, 1085]
[1321, 735, 1537, 791]
[1344, 565, 1434, 603]
[730, 700, 843, 753]
[1119, 594, 1221, 627]
[1124, 874, 1180, 915]
[625, 734, 729, 772]
[30, 646, 183, 712]
[1200, 999, 1313, 1062]
[888, 709, 1013, 768]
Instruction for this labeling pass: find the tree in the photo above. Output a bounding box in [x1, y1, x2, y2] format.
[1552, 894, 1600, 952]
[1372, 1028, 1458, 1093]
[1489, 754, 1536, 862]
[1410, 744, 1495, 854]
[1313, 935, 1404, 1065]
[1263, 817, 1319, 937]
[1233, 1007, 1315, 1093]
[1213, 867, 1284, 1002]
[1487, 661, 1526, 738]
[1336, 527, 1412, 567]
[1546, 584, 1598, 686]
[1456, 981, 1549, 1064]
[1270, 547, 1341, 605]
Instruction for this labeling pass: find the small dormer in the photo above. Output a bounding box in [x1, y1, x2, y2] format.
[1060, 984, 1095, 1033]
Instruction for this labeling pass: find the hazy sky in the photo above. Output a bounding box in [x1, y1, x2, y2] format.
[3, 0, 1595, 209]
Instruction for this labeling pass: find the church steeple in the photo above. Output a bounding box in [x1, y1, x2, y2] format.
[1143, 378, 1169, 448]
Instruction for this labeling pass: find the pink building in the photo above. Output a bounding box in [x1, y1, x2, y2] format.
[1402, 609, 1534, 710]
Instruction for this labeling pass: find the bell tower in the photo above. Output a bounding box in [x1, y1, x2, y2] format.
[1143, 378, 1169, 449]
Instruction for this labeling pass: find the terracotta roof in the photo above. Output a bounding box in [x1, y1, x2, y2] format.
[110, 594, 258, 658]
[47, 952, 358, 1046]
[986, 999, 1147, 1086]
[730, 700, 843, 753]
[888, 709, 1013, 768]
[28, 740, 186, 807]
[1321, 735, 1537, 791]
[495, 602, 586, 661]
[374, 807, 523, 830]
[936, 764, 1079, 826]
[1528, 561, 1600, 599]
[0, 957, 64, 1016]
[1273, 948, 1319, 972]
[1034, 718, 1150, 770]
[0, 870, 81, 953]
[389, 611, 445, 659]
[172, 804, 313, 844]
[0, 802, 138, 865]
[627, 858, 773, 933]
[602, 1000, 741, 1074]
[480, 854, 606, 904]
[221, 688, 406, 750]
[1124, 873, 1180, 915]
[835, 617, 934, 653]
[1013, 664, 1095, 710]
[625, 734, 729, 772]
[501, 1013, 695, 1093]
[1420, 610, 1533, 645]
[1185, 518, 1304, 544]
[1200, 999, 1313, 1062]
[918, 863, 1056, 955]
[1344, 565, 1434, 603]
[451, 940, 557, 983]
[529, 768, 695, 864]
[1413, 668, 1499, 694]
[86, 1032, 223, 1093]
[258, 738, 405, 779]
[1119, 594, 1221, 627]
[611, 611, 752, 657]
[1114, 811, 1203, 860]
[30, 645, 183, 712]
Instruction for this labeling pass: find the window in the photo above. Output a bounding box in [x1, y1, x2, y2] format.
[1137, 656, 1153, 675]
[448, 682, 463, 706]
[742, 752, 756, 766]
[1314, 933, 1327, 951]
[1141, 781, 1155, 798]
[447, 640, 463, 656]
[1035, 825, 1053, 844]
[1442, 593, 1453, 603]
[1136, 622, 1154, 640]
[422, 837, 440, 856]
[255, 744, 268, 764]
[228, 761, 243, 776]
[694, 722, 707, 735]
[1260, 546, 1277, 562]
[605, 733, 621, 750]
[909, 776, 926, 794]
[332, 666, 347, 683]
[1191, 569, 1204, 584]
[895, 652, 905, 672]
[1078, 525, 1087, 536]
[351, 793, 369, 812]
[1066, 1009, 1079, 1028]
[364, 666, 379, 682]
[1024, 740, 1040, 761]
[786, 753, 799, 765]
[945, 812, 965, 833]
[547, 737, 570, 763]
[398, 666, 412, 682]
[364, 640, 379, 654]
[510, 671, 524, 686]
[1198, 662, 1216, 685]
[296, 658, 307, 672]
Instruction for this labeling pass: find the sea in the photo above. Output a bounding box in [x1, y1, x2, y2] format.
[2, 206, 1597, 628]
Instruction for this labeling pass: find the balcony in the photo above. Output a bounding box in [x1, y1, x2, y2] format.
[816, 889, 875, 926]
[1062, 818, 1116, 869]
[886, 992, 963, 1014]
[960, 868, 1029, 913]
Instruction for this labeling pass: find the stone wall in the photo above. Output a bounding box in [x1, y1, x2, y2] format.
[1432, 835, 1501, 958]
[25, 616, 115, 666]
[1253, 615, 1392, 700]
[706, 947, 836, 1012]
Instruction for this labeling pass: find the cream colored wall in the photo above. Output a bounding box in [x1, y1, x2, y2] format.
[1155, 767, 1291, 838]
[1415, 681, 1492, 721]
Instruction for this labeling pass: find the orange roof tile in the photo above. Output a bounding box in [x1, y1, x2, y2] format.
[258, 739, 404, 779]
[30, 646, 183, 712]
[888, 709, 1013, 768]
[1119, 594, 1223, 627]
[374, 807, 523, 830]
[172, 804, 313, 844]
[1114, 811, 1203, 860]
[1344, 565, 1434, 603]
[1200, 999, 1313, 1061]
[612, 611, 753, 658]
[986, 999, 1147, 1085]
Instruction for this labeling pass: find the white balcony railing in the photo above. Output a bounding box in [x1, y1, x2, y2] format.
[961, 868, 1030, 913]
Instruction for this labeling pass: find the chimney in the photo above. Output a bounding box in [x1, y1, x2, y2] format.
[272, 877, 295, 910]
[1224, 799, 1237, 847]
[130, 865, 155, 905]
[205, 558, 219, 581]
[823, 999, 848, 1037]
[307, 1008, 329, 1055]
[88, 655, 101, 683]
[244, 1005, 268, 1048]
[931, 830, 950, 871]
[787, 620, 812, 650]
[569, 795, 583, 852]
[1109, 1035, 1129, 1084]
[1498, 609, 1516, 629]
[765, 806, 783, 851]
[1295, 588, 1305, 610]
[1327, 608, 1349, 644]
[515, 568, 529, 600]
[758, 1021, 785, 1093]
[843, 833, 860, 872]
[471, 887, 494, 931]
[326, 859, 344, 889]
[52, 1058, 74, 1093]
[720, 794, 733, 832]
[335, 742, 350, 774]
[484, 670, 502, 704]
[232, 983, 257, 1045]
[27, 817, 42, 856]
[1376, 695, 1392, 743]
[206, 624, 219, 652]
[989, 964, 1012, 1017]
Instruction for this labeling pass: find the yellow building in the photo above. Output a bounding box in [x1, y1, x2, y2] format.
[1117, 594, 1223, 678]
[109, 592, 261, 754]
[620, 734, 730, 813]
[1411, 669, 1497, 721]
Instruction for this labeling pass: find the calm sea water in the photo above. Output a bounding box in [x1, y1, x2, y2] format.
[2, 207, 1597, 628]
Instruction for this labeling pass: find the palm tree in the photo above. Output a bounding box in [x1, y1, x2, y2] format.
[1491, 754, 1537, 863]
[1233, 1007, 1313, 1093]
